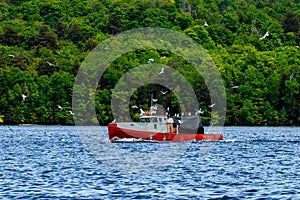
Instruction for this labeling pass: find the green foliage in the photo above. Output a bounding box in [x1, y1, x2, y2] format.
[0, 0, 299, 126]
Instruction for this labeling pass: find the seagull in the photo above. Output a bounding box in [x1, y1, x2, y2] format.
[131, 105, 138, 109]
[22, 94, 27, 101]
[59, 138, 66, 142]
[161, 56, 166, 59]
[195, 108, 204, 115]
[140, 109, 145, 116]
[152, 98, 158, 102]
[231, 86, 239, 89]
[209, 103, 216, 108]
[148, 58, 154, 64]
[58, 105, 63, 110]
[112, 119, 116, 123]
[259, 31, 269, 40]
[7, 126, 15, 133]
[159, 68, 164, 75]
[161, 91, 168, 94]
[44, 132, 52, 136]
[204, 21, 209, 27]
[69, 111, 74, 115]
[8, 54, 15, 58]
[46, 61, 55, 67]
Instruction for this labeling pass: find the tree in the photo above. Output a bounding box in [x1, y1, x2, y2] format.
[1, 26, 19, 46]
[282, 12, 300, 33]
[35, 25, 58, 50]
[68, 23, 84, 43]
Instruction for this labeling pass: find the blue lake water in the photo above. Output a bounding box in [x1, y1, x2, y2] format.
[0, 126, 299, 199]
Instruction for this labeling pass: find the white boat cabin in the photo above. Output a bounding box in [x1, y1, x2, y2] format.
[140, 116, 168, 123]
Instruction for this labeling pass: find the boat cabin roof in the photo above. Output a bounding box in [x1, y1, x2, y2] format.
[140, 115, 167, 123]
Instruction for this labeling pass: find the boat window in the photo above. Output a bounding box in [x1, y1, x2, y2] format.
[154, 124, 157, 129]
[159, 118, 162, 122]
[152, 117, 158, 122]
[145, 118, 150, 122]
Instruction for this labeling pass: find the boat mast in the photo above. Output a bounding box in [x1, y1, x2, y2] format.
[150, 93, 153, 116]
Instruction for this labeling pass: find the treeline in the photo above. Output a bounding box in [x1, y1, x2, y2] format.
[0, 0, 299, 125]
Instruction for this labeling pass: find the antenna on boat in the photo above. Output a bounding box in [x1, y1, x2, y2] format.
[150, 93, 153, 116]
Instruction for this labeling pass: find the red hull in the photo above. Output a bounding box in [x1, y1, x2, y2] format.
[108, 123, 223, 142]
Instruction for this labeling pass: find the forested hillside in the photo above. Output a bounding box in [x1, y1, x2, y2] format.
[0, 0, 299, 125]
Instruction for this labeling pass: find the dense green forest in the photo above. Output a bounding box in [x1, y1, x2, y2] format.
[0, 0, 299, 126]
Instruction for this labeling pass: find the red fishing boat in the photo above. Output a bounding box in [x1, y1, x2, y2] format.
[108, 115, 223, 142]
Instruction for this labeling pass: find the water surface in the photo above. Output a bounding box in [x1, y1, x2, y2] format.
[0, 126, 299, 199]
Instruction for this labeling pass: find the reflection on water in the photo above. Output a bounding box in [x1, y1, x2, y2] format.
[0, 126, 299, 199]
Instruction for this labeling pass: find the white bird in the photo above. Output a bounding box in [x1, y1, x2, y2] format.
[44, 132, 51, 136]
[8, 54, 15, 58]
[204, 21, 209, 27]
[46, 61, 55, 67]
[22, 94, 27, 101]
[69, 111, 74, 115]
[161, 91, 168, 94]
[140, 109, 145, 116]
[112, 119, 116, 123]
[59, 138, 66, 142]
[209, 103, 216, 108]
[58, 105, 63, 110]
[152, 98, 158, 102]
[131, 105, 138, 109]
[148, 58, 154, 64]
[259, 31, 269, 40]
[231, 86, 239, 89]
[195, 108, 204, 115]
[159, 68, 164, 75]
[161, 56, 166, 59]
[150, 105, 157, 110]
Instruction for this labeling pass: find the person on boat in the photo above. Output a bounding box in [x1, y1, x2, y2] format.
[167, 115, 174, 133]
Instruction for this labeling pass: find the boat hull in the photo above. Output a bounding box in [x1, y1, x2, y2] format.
[108, 123, 223, 142]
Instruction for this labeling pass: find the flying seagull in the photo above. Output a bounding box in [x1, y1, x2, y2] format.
[159, 68, 164, 75]
[69, 111, 74, 115]
[58, 105, 63, 110]
[131, 105, 138, 109]
[195, 108, 204, 115]
[209, 103, 216, 108]
[161, 91, 168, 95]
[8, 54, 15, 58]
[204, 21, 209, 27]
[148, 58, 154, 64]
[140, 109, 145, 116]
[259, 31, 269, 40]
[22, 94, 27, 101]
[152, 98, 158, 102]
[46, 61, 55, 67]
